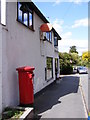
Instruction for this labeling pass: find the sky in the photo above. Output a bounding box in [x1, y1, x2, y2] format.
[34, 1, 88, 56]
[1, 0, 88, 55]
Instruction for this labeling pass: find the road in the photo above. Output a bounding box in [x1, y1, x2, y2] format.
[34, 74, 87, 119]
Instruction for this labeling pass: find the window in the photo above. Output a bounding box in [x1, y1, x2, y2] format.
[18, 2, 23, 22]
[55, 58, 58, 71]
[46, 32, 49, 41]
[29, 13, 33, 28]
[46, 32, 52, 42]
[17, 2, 33, 30]
[46, 57, 53, 80]
[49, 32, 52, 42]
[54, 37, 58, 46]
[23, 12, 28, 26]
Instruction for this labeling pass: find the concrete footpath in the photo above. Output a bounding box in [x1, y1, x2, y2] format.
[34, 75, 87, 119]
[79, 74, 88, 115]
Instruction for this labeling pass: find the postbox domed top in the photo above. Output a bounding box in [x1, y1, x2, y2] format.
[16, 66, 35, 72]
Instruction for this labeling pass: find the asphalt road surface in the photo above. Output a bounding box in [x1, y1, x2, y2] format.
[34, 74, 87, 119]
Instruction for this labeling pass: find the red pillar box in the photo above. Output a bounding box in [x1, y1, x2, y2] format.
[16, 66, 35, 105]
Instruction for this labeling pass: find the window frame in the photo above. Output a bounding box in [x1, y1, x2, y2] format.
[54, 36, 58, 46]
[17, 2, 34, 31]
[23, 12, 28, 26]
[45, 57, 53, 81]
[46, 31, 52, 43]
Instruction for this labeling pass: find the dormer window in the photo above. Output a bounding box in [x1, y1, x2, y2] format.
[29, 13, 33, 28]
[18, 3, 23, 22]
[54, 36, 58, 46]
[17, 2, 33, 30]
[46, 31, 52, 42]
[23, 12, 28, 26]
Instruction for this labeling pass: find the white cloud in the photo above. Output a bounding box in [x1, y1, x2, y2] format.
[52, 18, 88, 55]
[52, 0, 61, 6]
[54, 0, 61, 4]
[73, 0, 82, 4]
[73, 0, 89, 3]
[52, 19, 64, 34]
[58, 39, 88, 55]
[72, 18, 88, 28]
[52, 0, 89, 6]
[61, 32, 72, 39]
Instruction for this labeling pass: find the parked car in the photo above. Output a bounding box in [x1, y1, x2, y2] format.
[77, 66, 88, 74]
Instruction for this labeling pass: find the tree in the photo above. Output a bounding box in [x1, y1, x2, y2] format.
[59, 51, 81, 74]
[70, 53, 79, 65]
[82, 51, 90, 66]
[59, 52, 73, 74]
[82, 51, 90, 61]
[69, 46, 78, 54]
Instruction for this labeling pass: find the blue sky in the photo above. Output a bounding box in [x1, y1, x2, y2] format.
[34, 2, 88, 55]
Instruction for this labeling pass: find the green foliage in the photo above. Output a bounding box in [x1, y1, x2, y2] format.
[82, 51, 90, 67]
[59, 46, 90, 74]
[60, 60, 73, 74]
[59, 52, 73, 74]
[59, 51, 90, 75]
[2, 107, 24, 119]
[69, 46, 78, 54]
[89, 112, 90, 116]
[70, 53, 79, 65]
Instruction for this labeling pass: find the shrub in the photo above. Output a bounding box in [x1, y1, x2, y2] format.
[60, 63, 73, 75]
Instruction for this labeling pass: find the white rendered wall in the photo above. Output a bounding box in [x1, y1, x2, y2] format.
[0, 24, 2, 113]
[0, 0, 1, 23]
[2, 2, 59, 109]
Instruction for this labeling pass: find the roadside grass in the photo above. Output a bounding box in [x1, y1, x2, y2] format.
[89, 112, 90, 116]
[2, 107, 24, 119]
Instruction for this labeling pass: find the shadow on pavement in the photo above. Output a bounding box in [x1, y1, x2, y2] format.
[34, 76, 80, 118]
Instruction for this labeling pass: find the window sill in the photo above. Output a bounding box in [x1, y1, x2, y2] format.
[54, 45, 58, 47]
[54, 47, 59, 52]
[16, 19, 35, 32]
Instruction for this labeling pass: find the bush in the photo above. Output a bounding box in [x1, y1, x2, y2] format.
[60, 63, 73, 75]
[59, 52, 76, 75]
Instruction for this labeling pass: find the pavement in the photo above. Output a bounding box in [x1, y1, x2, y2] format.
[88, 68, 90, 112]
[79, 74, 88, 114]
[34, 75, 87, 119]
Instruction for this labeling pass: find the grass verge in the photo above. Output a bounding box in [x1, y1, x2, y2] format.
[2, 107, 24, 119]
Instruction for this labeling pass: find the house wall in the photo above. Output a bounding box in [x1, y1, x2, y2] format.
[0, 0, 1, 23]
[2, 2, 59, 109]
[0, 24, 2, 113]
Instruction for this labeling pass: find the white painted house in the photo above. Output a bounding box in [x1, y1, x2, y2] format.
[0, 1, 61, 113]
